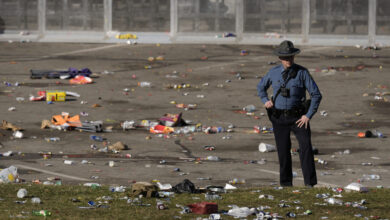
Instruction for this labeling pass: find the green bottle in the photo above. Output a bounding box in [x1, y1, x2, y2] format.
[32, 210, 51, 216]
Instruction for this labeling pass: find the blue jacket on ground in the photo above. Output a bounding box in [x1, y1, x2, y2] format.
[257, 64, 322, 119]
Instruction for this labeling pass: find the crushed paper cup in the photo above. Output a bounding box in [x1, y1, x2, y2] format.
[258, 142, 276, 152]
[13, 131, 23, 139]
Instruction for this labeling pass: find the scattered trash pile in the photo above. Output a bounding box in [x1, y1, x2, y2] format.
[121, 112, 237, 136]
[41, 112, 103, 133]
[1, 42, 389, 219]
[30, 67, 93, 82]
[2, 171, 385, 219]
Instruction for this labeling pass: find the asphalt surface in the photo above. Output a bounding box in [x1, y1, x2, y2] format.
[0, 42, 389, 189]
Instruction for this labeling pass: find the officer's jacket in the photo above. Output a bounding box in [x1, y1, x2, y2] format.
[257, 64, 322, 119]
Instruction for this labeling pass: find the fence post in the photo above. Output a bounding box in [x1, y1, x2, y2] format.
[170, 0, 178, 42]
[301, 0, 310, 43]
[368, 0, 376, 46]
[235, 0, 244, 43]
[104, 0, 112, 37]
[38, 0, 46, 39]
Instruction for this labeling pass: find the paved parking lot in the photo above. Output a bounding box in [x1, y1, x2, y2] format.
[0, 42, 389, 188]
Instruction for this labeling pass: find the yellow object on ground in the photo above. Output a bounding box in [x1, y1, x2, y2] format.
[116, 33, 137, 39]
[46, 91, 66, 102]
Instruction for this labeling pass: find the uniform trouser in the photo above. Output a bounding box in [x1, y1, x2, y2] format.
[270, 114, 317, 186]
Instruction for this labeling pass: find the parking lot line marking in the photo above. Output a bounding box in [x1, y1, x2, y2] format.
[47, 44, 126, 57]
[257, 168, 338, 187]
[15, 164, 90, 181]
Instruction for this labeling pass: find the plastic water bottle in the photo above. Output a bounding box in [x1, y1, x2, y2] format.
[318, 159, 328, 165]
[90, 135, 104, 142]
[138, 81, 151, 87]
[206, 156, 220, 161]
[209, 213, 222, 220]
[32, 210, 51, 216]
[205, 193, 222, 200]
[373, 130, 384, 138]
[243, 104, 256, 112]
[109, 186, 125, 192]
[45, 137, 60, 142]
[363, 174, 380, 180]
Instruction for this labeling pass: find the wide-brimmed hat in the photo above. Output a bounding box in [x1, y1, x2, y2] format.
[273, 40, 300, 57]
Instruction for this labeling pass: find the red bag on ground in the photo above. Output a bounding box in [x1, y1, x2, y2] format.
[187, 202, 218, 214]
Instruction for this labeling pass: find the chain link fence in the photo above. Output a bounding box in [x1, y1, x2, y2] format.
[0, 0, 389, 45]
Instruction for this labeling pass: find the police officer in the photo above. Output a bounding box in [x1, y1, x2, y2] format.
[257, 40, 322, 187]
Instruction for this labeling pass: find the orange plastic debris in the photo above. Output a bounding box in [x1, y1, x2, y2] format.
[357, 132, 366, 138]
[51, 114, 81, 127]
[69, 75, 93, 85]
[150, 125, 174, 134]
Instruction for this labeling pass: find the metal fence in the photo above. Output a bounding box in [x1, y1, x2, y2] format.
[0, 0, 389, 46]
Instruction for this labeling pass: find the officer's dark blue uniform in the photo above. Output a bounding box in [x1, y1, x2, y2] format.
[257, 41, 322, 187]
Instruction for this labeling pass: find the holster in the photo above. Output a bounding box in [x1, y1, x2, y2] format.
[266, 107, 279, 120]
[302, 99, 311, 115]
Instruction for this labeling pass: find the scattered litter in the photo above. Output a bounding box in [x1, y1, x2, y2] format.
[227, 206, 256, 218]
[224, 184, 237, 190]
[188, 202, 218, 214]
[116, 33, 137, 39]
[265, 32, 282, 38]
[157, 182, 172, 190]
[2, 120, 22, 131]
[121, 121, 136, 130]
[83, 183, 101, 187]
[0, 166, 19, 183]
[243, 104, 256, 112]
[13, 131, 24, 139]
[70, 75, 93, 84]
[105, 160, 115, 167]
[345, 183, 369, 192]
[109, 186, 126, 192]
[258, 142, 276, 152]
[17, 188, 27, 198]
[16, 97, 25, 102]
[32, 210, 51, 216]
[325, 198, 343, 205]
[108, 142, 127, 151]
[64, 160, 75, 165]
[172, 179, 197, 194]
[320, 110, 328, 116]
[138, 81, 152, 87]
[31, 197, 41, 204]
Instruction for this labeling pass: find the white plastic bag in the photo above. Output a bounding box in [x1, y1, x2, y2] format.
[0, 166, 18, 183]
[227, 206, 256, 218]
[345, 182, 369, 192]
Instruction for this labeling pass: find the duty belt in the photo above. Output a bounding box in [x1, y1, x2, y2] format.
[274, 108, 303, 117]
